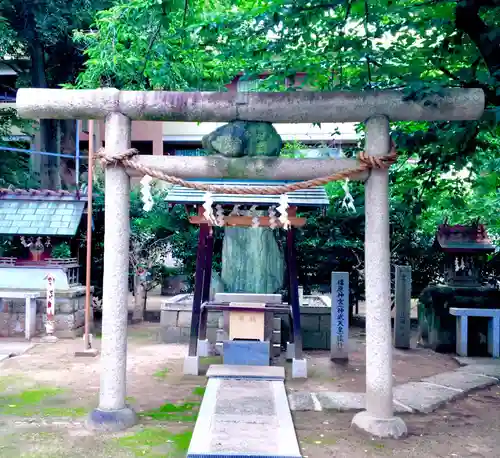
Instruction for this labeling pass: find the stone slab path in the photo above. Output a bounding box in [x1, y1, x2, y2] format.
[188, 365, 301, 458]
[0, 341, 35, 362]
[288, 359, 500, 414]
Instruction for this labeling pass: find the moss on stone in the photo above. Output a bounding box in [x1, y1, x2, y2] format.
[203, 121, 282, 158]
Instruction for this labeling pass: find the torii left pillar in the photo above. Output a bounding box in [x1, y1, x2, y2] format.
[87, 112, 137, 431]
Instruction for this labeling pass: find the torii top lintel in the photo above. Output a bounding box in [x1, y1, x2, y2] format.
[16, 88, 485, 123]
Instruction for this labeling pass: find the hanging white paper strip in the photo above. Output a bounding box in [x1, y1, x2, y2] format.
[277, 194, 290, 230]
[140, 175, 154, 212]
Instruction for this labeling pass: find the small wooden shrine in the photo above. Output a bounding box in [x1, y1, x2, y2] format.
[0, 188, 88, 338]
[165, 180, 328, 367]
[434, 221, 496, 287]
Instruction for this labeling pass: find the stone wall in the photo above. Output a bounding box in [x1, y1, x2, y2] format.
[160, 299, 222, 344]
[0, 287, 91, 338]
[300, 306, 331, 350]
[160, 294, 333, 351]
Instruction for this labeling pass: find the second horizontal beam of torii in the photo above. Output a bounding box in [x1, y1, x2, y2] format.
[16, 88, 484, 123]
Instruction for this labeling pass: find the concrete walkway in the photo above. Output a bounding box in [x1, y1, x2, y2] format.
[288, 358, 500, 414]
[188, 365, 301, 458]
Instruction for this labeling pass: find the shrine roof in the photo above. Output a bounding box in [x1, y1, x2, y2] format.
[164, 180, 329, 207]
[0, 189, 87, 236]
[434, 223, 496, 254]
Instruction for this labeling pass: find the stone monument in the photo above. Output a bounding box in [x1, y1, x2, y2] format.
[331, 271, 349, 360]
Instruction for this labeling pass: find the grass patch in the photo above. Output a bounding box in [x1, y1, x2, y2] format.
[301, 434, 338, 446]
[140, 401, 200, 423]
[191, 386, 205, 397]
[199, 356, 222, 366]
[0, 387, 87, 418]
[153, 368, 170, 379]
[118, 427, 192, 457]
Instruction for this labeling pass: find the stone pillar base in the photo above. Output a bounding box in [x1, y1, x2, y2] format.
[183, 356, 200, 375]
[197, 339, 210, 357]
[41, 335, 59, 343]
[86, 406, 137, 432]
[351, 411, 407, 439]
[292, 358, 307, 379]
[215, 342, 224, 355]
[286, 342, 295, 361]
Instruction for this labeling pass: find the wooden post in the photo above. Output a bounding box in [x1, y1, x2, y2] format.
[287, 229, 306, 378]
[42, 273, 58, 343]
[198, 231, 214, 356]
[76, 119, 99, 357]
[202, 231, 214, 303]
[184, 223, 209, 374]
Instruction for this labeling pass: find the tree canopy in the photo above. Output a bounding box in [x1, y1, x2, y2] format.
[0, 0, 497, 296]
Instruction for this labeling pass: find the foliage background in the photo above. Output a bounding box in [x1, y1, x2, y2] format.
[0, 0, 498, 299]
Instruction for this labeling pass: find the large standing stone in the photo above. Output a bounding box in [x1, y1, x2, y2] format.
[393, 265, 412, 349]
[221, 227, 284, 294]
[202, 121, 282, 157]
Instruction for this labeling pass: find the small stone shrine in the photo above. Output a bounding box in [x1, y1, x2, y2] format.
[418, 221, 499, 353]
[0, 188, 90, 338]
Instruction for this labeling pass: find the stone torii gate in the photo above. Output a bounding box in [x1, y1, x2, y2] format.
[16, 88, 484, 437]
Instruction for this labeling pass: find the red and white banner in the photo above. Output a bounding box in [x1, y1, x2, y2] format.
[45, 273, 56, 334]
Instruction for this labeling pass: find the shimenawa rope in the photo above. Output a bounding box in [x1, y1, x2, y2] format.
[95, 145, 397, 195]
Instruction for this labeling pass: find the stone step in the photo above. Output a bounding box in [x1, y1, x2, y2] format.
[288, 364, 500, 414]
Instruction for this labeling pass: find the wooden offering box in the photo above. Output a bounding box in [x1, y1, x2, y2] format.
[228, 302, 266, 341]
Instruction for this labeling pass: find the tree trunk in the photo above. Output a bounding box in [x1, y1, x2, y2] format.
[28, 32, 61, 190]
[132, 275, 146, 322]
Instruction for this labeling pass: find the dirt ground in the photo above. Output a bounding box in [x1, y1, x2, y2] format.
[295, 387, 500, 457]
[0, 323, 499, 457]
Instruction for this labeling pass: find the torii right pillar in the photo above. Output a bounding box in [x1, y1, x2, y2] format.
[352, 115, 407, 438]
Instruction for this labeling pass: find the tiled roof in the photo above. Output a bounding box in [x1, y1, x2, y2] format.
[0, 189, 87, 236]
[164, 180, 329, 207]
[435, 223, 496, 253]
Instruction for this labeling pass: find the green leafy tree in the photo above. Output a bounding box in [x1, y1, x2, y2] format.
[73, 0, 499, 299]
[0, 0, 112, 188]
[74, 0, 237, 90]
[0, 107, 36, 188]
